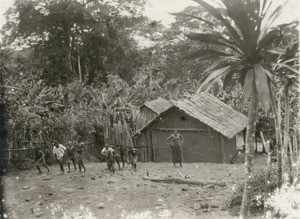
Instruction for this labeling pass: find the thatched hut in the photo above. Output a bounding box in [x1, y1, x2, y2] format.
[139, 97, 173, 123]
[132, 93, 247, 163]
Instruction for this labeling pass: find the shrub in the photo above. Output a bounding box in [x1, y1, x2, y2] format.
[227, 169, 277, 216]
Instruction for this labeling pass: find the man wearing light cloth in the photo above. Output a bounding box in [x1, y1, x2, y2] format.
[101, 145, 118, 173]
[53, 141, 67, 173]
[167, 130, 183, 167]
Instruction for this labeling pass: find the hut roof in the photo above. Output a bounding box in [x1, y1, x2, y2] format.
[133, 93, 247, 138]
[142, 97, 173, 115]
[174, 93, 247, 138]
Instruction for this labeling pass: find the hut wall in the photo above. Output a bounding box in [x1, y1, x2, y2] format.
[151, 129, 222, 163]
[134, 107, 238, 163]
[140, 106, 158, 123]
[221, 135, 238, 163]
[150, 108, 222, 163]
[133, 131, 153, 162]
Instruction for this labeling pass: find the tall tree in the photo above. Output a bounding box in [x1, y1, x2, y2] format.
[177, 0, 298, 217]
[273, 36, 299, 183]
[1, 0, 147, 86]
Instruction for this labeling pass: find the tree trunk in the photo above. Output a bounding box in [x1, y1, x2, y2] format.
[282, 83, 291, 184]
[78, 53, 82, 82]
[288, 140, 295, 171]
[269, 85, 283, 187]
[260, 131, 272, 217]
[293, 152, 300, 186]
[293, 136, 298, 161]
[68, 33, 75, 72]
[240, 82, 259, 218]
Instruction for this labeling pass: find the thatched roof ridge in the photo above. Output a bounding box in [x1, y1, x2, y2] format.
[143, 97, 173, 115]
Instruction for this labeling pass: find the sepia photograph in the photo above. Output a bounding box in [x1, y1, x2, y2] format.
[0, 0, 299, 218]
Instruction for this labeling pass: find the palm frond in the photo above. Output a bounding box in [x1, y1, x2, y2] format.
[197, 65, 231, 93]
[193, 0, 243, 47]
[185, 31, 241, 53]
[185, 49, 233, 59]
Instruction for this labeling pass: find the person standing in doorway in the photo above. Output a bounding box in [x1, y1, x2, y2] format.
[167, 129, 183, 167]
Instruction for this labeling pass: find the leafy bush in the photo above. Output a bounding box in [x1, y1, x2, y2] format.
[227, 169, 277, 216]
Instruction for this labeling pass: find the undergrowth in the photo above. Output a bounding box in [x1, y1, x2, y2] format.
[226, 169, 277, 216]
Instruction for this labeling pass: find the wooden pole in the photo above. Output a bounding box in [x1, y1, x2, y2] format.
[221, 135, 225, 163]
[143, 177, 226, 187]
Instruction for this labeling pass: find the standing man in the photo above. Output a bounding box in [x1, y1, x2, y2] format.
[167, 130, 183, 167]
[115, 145, 126, 169]
[75, 142, 86, 172]
[34, 148, 50, 174]
[101, 144, 120, 172]
[128, 147, 141, 170]
[66, 141, 76, 172]
[52, 141, 67, 173]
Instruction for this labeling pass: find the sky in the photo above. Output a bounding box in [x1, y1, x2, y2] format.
[0, 0, 299, 32]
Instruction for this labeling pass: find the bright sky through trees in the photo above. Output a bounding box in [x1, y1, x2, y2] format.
[0, 0, 299, 33]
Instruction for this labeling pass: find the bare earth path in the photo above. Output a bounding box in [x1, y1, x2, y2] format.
[3, 162, 265, 219]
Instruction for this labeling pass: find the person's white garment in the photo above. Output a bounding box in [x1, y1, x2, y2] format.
[53, 144, 66, 159]
[101, 147, 114, 156]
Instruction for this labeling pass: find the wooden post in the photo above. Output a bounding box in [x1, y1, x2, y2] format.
[151, 130, 156, 162]
[221, 135, 225, 163]
[8, 149, 11, 165]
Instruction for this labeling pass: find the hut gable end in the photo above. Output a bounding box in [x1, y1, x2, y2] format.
[151, 107, 213, 131]
[142, 97, 173, 115]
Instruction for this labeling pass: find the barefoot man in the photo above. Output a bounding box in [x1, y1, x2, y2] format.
[101, 144, 118, 173]
[66, 141, 76, 172]
[34, 148, 50, 173]
[167, 130, 183, 167]
[75, 142, 86, 172]
[52, 141, 67, 173]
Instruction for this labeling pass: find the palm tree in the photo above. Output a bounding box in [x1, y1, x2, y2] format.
[273, 38, 299, 183]
[177, 0, 298, 217]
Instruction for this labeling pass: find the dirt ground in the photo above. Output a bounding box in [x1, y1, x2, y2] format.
[3, 158, 267, 219]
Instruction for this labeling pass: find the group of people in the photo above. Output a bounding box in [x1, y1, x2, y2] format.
[34, 140, 142, 174]
[34, 140, 86, 174]
[33, 129, 183, 174]
[101, 144, 141, 173]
